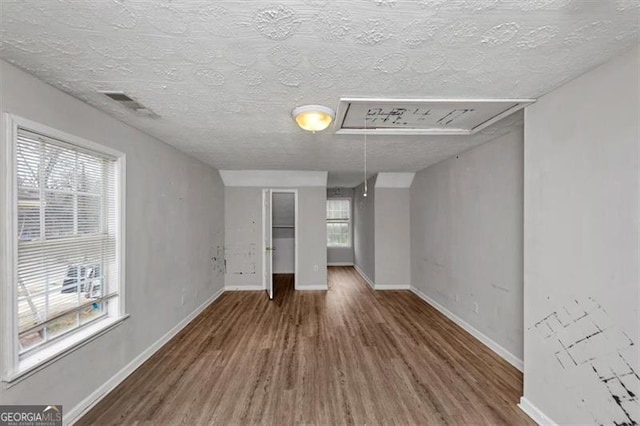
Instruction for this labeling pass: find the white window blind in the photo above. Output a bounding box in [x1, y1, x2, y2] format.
[327, 199, 351, 247]
[15, 127, 119, 356]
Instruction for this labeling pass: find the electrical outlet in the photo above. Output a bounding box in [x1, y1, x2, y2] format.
[314, 265, 319, 272]
[473, 301, 479, 314]
[454, 294, 459, 302]
[181, 294, 185, 306]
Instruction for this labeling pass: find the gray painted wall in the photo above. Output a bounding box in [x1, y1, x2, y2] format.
[327, 188, 354, 265]
[523, 45, 639, 425]
[225, 187, 327, 289]
[272, 193, 295, 273]
[375, 188, 411, 287]
[0, 61, 225, 409]
[410, 130, 524, 360]
[327, 246, 354, 265]
[353, 177, 376, 284]
[272, 192, 295, 227]
[223, 187, 261, 287]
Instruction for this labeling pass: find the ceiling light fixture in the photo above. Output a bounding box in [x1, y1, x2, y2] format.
[292, 105, 335, 132]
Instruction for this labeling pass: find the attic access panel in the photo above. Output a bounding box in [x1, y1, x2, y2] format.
[334, 98, 534, 135]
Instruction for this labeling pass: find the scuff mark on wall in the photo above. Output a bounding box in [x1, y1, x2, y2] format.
[491, 283, 510, 293]
[211, 244, 225, 277]
[592, 354, 639, 426]
[530, 298, 638, 425]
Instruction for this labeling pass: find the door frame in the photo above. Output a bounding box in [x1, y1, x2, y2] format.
[262, 188, 273, 299]
[262, 188, 298, 292]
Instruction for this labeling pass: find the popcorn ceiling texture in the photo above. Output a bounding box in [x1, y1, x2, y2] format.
[0, 0, 638, 187]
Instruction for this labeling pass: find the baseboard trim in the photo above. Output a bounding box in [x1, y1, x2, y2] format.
[224, 285, 264, 291]
[273, 270, 294, 274]
[353, 264, 375, 289]
[296, 285, 328, 291]
[518, 397, 557, 425]
[375, 284, 411, 290]
[327, 262, 354, 266]
[66, 286, 225, 425]
[410, 286, 523, 372]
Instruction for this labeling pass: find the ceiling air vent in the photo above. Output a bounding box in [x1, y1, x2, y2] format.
[99, 91, 159, 118]
[102, 92, 134, 102]
[334, 98, 534, 135]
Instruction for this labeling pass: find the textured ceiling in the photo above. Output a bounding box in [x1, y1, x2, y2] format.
[1, 0, 638, 187]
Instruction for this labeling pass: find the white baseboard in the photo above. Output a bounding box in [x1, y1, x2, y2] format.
[410, 286, 523, 372]
[296, 285, 328, 291]
[375, 284, 411, 290]
[518, 397, 557, 425]
[353, 266, 409, 291]
[66, 286, 225, 425]
[224, 285, 264, 291]
[353, 264, 375, 289]
[273, 270, 294, 274]
[327, 262, 354, 266]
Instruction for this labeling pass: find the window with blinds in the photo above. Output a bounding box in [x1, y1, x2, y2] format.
[327, 199, 351, 247]
[15, 127, 120, 357]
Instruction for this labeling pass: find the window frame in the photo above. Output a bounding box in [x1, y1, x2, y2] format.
[326, 197, 352, 248]
[1, 114, 127, 383]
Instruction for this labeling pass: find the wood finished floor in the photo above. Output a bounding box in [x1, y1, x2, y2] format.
[79, 267, 533, 425]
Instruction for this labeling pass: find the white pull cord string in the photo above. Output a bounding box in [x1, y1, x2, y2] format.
[363, 115, 368, 197]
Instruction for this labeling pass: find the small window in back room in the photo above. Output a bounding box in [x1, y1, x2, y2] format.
[326, 199, 351, 248]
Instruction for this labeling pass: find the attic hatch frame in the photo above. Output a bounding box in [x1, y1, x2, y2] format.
[333, 98, 535, 136]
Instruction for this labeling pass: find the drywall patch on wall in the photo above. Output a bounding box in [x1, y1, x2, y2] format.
[531, 298, 638, 425]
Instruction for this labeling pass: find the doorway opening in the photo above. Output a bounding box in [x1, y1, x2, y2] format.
[263, 189, 297, 300]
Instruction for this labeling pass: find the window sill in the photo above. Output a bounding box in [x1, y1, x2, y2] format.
[3, 314, 129, 386]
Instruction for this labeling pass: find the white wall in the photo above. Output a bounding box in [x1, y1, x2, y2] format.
[272, 237, 294, 274]
[353, 177, 376, 285]
[353, 178, 411, 289]
[410, 130, 524, 362]
[225, 187, 327, 289]
[375, 188, 411, 288]
[223, 187, 261, 287]
[522, 45, 639, 425]
[327, 188, 354, 265]
[272, 193, 295, 274]
[0, 61, 225, 413]
[327, 248, 354, 265]
[272, 192, 295, 227]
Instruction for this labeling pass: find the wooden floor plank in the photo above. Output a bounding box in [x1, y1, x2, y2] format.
[78, 267, 534, 425]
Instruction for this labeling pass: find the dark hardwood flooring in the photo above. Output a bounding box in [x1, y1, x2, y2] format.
[79, 267, 533, 425]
